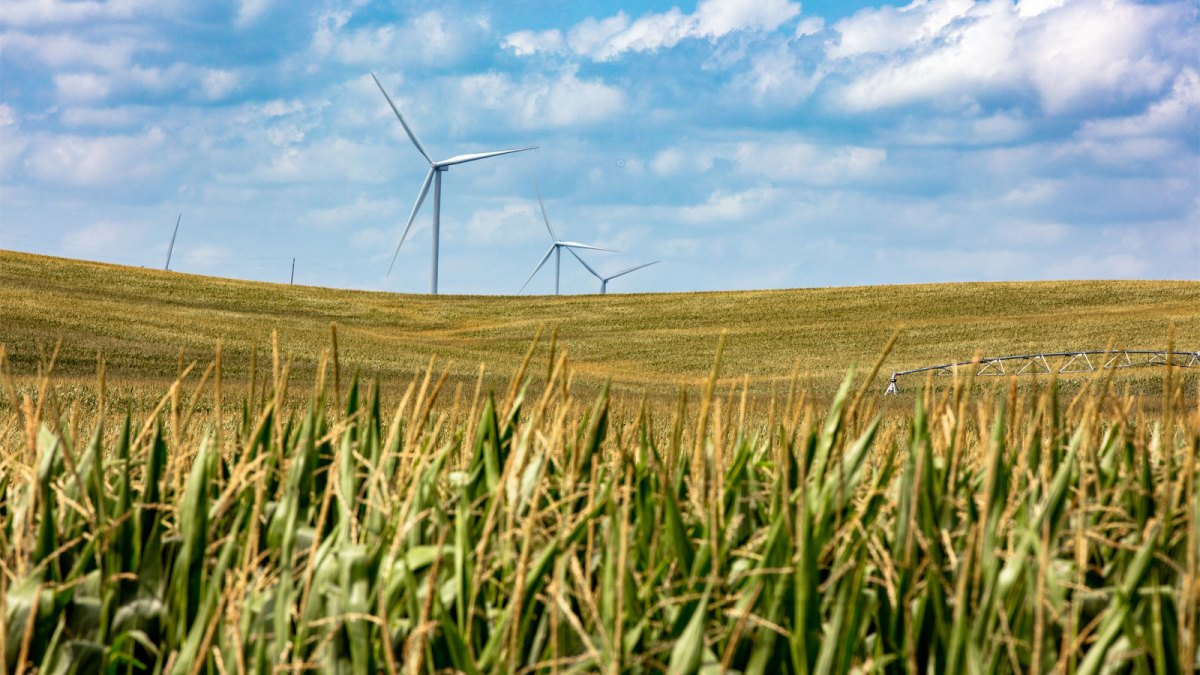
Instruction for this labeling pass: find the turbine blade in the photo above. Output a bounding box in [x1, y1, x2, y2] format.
[558, 241, 616, 252]
[371, 72, 433, 165]
[436, 146, 537, 167]
[566, 247, 601, 279]
[535, 183, 557, 240]
[165, 213, 181, 271]
[605, 260, 660, 281]
[386, 167, 435, 277]
[519, 244, 556, 293]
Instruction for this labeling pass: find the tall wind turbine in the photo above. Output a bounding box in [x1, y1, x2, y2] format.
[519, 187, 614, 295]
[568, 249, 659, 294]
[164, 213, 181, 271]
[372, 72, 536, 294]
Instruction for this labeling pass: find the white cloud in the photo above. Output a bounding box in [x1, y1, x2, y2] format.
[199, 68, 239, 101]
[505, 0, 801, 61]
[1045, 253, 1148, 278]
[1015, 0, 1066, 18]
[878, 111, 1031, 146]
[305, 195, 402, 231]
[636, 138, 885, 187]
[0, 105, 28, 177]
[651, 148, 685, 175]
[0, 31, 142, 69]
[827, 0, 1188, 116]
[828, 0, 973, 59]
[465, 200, 539, 243]
[1022, 0, 1177, 114]
[679, 187, 780, 224]
[62, 220, 139, 252]
[58, 105, 148, 128]
[235, 0, 272, 28]
[457, 67, 626, 130]
[794, 17, 824, 38]
[693, 0, 800, 35]
[1069, 136, 1179, 167]
[1000, 180, 1059, 206]
[832, 1, 1021, 112]
[53, 72, 112, 102]
[1078, 68, 1200, 140]
[0, 0, 171, 26]
[25, 127, 167, 186]
[179, 244, 232, 270]
[733, 140, 886, 184]
[1003, 220, 1071, 245]
[258, 99, 307, 119]
[502, 29, 564, 56]
[733, 41, 823, 103]
[313, 9, 490, 67]
[51, 62, 244, 104]
[240, 136, 383, 185]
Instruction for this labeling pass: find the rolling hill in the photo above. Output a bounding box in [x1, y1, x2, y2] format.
[1, 249, 1197, 398]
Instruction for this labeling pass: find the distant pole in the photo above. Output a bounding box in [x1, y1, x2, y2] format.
[290, 258, 295, 285]
[165, 213, 181, 271]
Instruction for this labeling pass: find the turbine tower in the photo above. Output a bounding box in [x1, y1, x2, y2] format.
[372, 72, 536, 294]
[519, 187, 613, 295]
[568, 249, 659, 294]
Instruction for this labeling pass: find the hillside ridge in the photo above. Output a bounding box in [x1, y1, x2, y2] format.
[2, 249, 1197, 392]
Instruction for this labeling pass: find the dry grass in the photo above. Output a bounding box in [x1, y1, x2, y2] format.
[2, 250, 1197, 403]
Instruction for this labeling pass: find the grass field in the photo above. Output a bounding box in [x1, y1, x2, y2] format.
[2, 249, 1199, 671]
[1, 250, 1197, 402]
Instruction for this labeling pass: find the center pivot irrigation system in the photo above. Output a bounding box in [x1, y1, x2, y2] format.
[885, 349, 1200, 394]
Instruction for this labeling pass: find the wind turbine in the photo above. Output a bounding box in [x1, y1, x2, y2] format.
[568, 249, 659, 294]
[164, 213, 181, 271]
[519, 187, 614, 295]
[372, 73, 537, 294]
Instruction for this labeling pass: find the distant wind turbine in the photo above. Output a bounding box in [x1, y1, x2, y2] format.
[568, 249, 659, 294]
[372, 72, 537, 294]
[519, 187, 614, 295]
[164, 213, 181, 271]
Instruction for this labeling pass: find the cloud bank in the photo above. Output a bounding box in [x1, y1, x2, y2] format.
[0, 0, 1195, 294]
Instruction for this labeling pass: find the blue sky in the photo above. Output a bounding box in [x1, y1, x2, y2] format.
[1, 0, 1197, 294]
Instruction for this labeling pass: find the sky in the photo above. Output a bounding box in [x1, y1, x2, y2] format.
[1, 0, 1197, 295]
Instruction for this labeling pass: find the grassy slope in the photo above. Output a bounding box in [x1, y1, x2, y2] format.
[1, 249, 1197, 394]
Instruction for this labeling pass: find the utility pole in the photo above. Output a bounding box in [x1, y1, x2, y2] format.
[290, 258, 295, 285]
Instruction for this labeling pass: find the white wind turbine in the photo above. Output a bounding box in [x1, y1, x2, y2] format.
[372, 72, 537, 294]
[568, 249, 660, 294]
[519, 187, 614, 295]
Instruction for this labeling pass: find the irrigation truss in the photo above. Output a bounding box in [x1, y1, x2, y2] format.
[885, 349, 1200, 394]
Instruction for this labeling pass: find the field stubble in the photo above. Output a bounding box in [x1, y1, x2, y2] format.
[1, 250, 1198, 400]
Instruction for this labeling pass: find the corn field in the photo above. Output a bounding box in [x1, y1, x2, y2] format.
[1, 337, 1197, 674]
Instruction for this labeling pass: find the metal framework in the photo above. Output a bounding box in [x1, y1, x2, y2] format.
[885, 349, 1200, 394]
